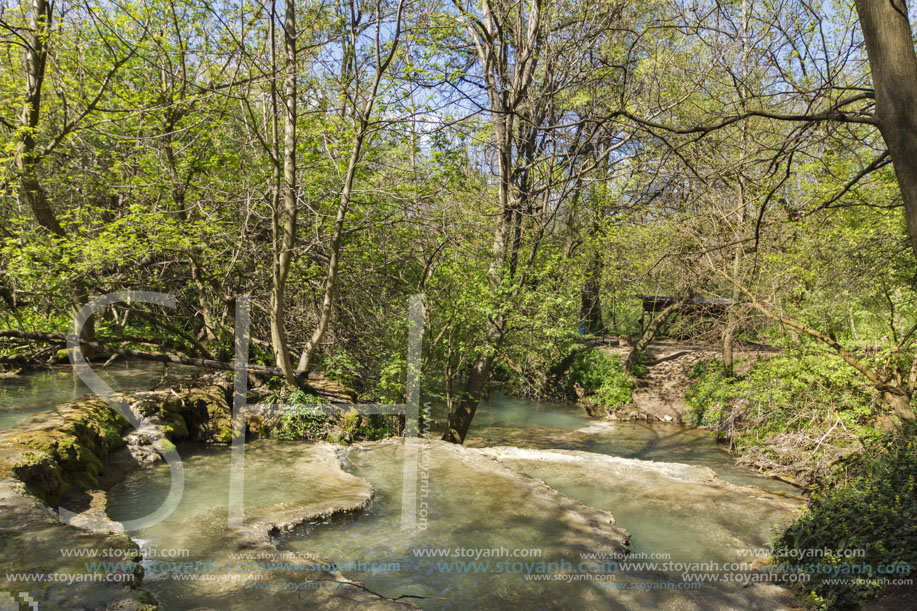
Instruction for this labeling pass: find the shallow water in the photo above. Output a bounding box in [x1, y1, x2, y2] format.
[99, 391, 803, 609]
[284, 442, 639, 610]
[0, 361, 197, 431]
[443, 393, 798, 494]
[106, 440, 375, 609]
[479, 447, 794, 564]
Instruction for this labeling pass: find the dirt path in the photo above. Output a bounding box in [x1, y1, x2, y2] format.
[600, 340, 777, 423]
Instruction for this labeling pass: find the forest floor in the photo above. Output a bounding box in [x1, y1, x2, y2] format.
[600, 338, 779, 423]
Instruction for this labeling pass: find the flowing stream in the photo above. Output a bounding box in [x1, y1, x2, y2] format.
[0, 361, 198, 432]
[102, 393, 803, 609]
[2, 372, 805, 609]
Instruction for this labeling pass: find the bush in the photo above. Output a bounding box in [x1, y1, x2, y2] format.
[683, 352, 879, 483]
[684, 359, 742, 428]
[685, 354, 876, 432]
[564, 348, 633, 412]
[772, 425, 917, 609]
[272, 388, 329, 441]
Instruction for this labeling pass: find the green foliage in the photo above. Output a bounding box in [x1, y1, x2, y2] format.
[323, 351, 361, 388]
[684, 359, 742, 428]
[376, 356, 407, 404]
[564, 348, 633, 412]
[341, 408, 361, 436]
[271, 388, 329, 441]
[684, 352, 881, 482]
[354, 415, 398, 441]
[686, 353, 877, 433]
[772, 426, 917, 609]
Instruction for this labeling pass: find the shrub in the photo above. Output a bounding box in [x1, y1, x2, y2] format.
[685, 353, 878, 434]
[772, 425, 917, 609]
[564, 348, 633, 412]
[684, 359, 742, 427]
[272, 389, 329, 441]
[683, 352, 879, 482]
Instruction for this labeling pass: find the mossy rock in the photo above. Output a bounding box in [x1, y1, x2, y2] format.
[159, 411, 190, 441]
[0, 400, 128, 503]
[5, 450, 67, 502]
[0, 385, 233, 505]
[184, 386, 233, 444]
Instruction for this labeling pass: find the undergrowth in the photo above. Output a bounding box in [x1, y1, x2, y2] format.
[562, 348, 633, 413]
[772, 424, 917, 609]
[683, 352, 879, 483]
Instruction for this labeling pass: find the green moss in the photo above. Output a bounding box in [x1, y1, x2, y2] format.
[160, 413, 189, 441]
[216, 424, 233, 444]
[341, 408, 361, 435]
[6, 425, 109, 502]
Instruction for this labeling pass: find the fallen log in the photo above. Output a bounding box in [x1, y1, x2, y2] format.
[0, 329, 310, 382]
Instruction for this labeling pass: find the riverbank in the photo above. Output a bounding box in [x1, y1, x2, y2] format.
[1, 369, 816, 609]
[564, 339, 917, 609]
[565, 340, 858, 488]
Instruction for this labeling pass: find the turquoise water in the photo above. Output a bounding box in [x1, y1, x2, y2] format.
[444, 393, 798, 494]
[101, 393, 802, 610]
[0, 361, 198, 431]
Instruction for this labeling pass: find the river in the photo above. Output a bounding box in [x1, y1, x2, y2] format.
[91, 391, 803, 609]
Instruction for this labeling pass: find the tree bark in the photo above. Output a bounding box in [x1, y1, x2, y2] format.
[854, 0, 917, 263]
[269, 0, 298, 384]
[296, 129, 360, 372]
[722, 245, 743, 373]
[0, 329, 309, 380]
[580, 253, 604, 334]
[16, 0, 63, 236]
[723, 0, 750, 374]
[441, 353, 494, 443]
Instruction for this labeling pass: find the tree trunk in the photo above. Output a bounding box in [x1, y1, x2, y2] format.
[441, 354, 493, 443]
[722, 246, 742, 373]
[854, 0, 917, 263]
[16, 0, 63, 236]
[724, 0, 749, 374]
[880, 388, 915, 430]
[441, 0, 542, 444]
[296, 135, 359, 372]
[580, 254, 604, 334]
[269, 0, 297, 384]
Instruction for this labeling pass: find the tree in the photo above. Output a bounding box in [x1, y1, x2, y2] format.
[296, 0, 407, 372]
[269, 0, 299, 383]
[13, 0, 61, 235]
[4, 0, 138, 236]
[854, 0, 917, 265]
[441, 0, 630, 442]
